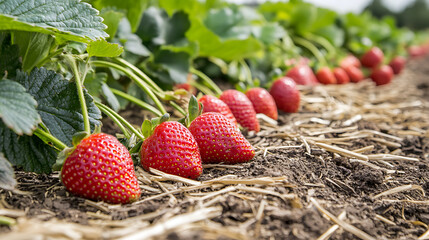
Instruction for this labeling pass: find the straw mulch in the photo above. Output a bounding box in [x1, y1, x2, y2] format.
[1, 57, 429, 240]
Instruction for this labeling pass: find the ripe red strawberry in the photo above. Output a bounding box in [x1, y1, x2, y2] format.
[370, 65, 393, 86]
[220, 90, 260, 132]
[408, 45, 425, 58]
[343, 65, 364, 83]
[61, 133, 141, 204]
[360, 47, 384, 68]
[140, 121, 202, 179]
[189, 112, 255, 164]
[198, 95, 237, 125]
[333, 67, 350, 84]
[388, 56, 406, 75]
[316, 67, 336, 84]
[286, 64, 318, 85]
[245, 87, 278, 120]
[339, 55, 361, 69]
[269, 77, 300, 113]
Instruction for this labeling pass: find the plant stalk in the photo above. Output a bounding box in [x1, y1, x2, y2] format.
[113, 58, 164, 94]
[95, 102, 145, 141]
[96, 105, 131, 139]
[92, 60, 167, 115]
[169, 101, 187, 117]
[110, 88, 163, 117]
[305, 33, 337, 59]
[34, 128, 67, 151]
[239, 59, 253, 87]
[191, 81, 216, 96]
[292, 36, 328, 66]
[190, 68, 223, 96]
[67, 57, 91, 134]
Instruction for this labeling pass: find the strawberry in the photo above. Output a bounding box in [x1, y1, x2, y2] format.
[198, 95, 237, 125]
[339, 55, 361, 69]
[370, 65, 393, 86]
[245, 87, 278, 120]
[61, 133, 141, 204]
[388, 56, 406, 75]
[173, 83, 196, 95]
[360, 47, 384, 68]
[189, 112, 255, 164]
[269, 77, 300, 113]
[286, 64, 318, 85]
[173, 73, 197, 95]
[316, 67, 337, 84]
[140, 121, 202, 179]
[333, 67, 350, 84]
[408, 45, 425, 58]
[220, 90, 260, 132]
[343, 65, 364, 83]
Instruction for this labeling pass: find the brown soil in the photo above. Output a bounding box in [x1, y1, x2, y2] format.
[1, 58, 429, 240]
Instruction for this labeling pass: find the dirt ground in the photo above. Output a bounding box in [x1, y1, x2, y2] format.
[1, 57, 429, 240]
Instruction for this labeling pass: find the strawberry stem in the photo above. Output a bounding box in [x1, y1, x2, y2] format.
[190, 68, 223, 96]
[66, 56, 91, 134]
[34, 128, 67, 151]
[110, 88, 163, 117]
[113, 58, 164, 95]
[169, 101, 187, 117]
[292, 36, 328, 66]
[305, 33, 337, 59]
[0, 216, 16, 226]
[95, 102, 145, 141]
[91, 60, 167, 115]
[239, 59, 253, 88]
[190, 81, 216, 96]
[95, 104, 131, 139]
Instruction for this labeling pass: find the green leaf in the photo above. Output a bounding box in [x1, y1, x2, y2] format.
[12, 31, 55, 72]
[188, 95, 199, 124]
[0, 79, 40, 135]
[137, 7, 191, 47]
[204, 6, 260, 40]
[154, 50, 190, 84]
[0, 33, 21, 78]
[186, 17, 262, 61]
[0, 152, 16, 191]
[0, 0, 108, 42]
[93, 0, 148, 32]
[290, 3, 317, 35]
[84, 71, 107, 97]
[315, 26, 344, 48]
[101, 82, 120, 112]
[141, 119, 152, 138]
[252, 23, 286, 45]
[116, 18, 150, 56]
[144, 49, 190, 85]
[310, 8, 337, 32]
[15, 68, 102, 146]
[100, 10, 124, 40]
[87, 39, 123, 58]
[0, 121, 58, 173]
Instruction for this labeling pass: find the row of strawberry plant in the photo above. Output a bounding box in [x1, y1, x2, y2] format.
[0, 0, 428, 205]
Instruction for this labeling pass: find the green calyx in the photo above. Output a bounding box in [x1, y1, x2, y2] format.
[141, 113, 170, 139]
